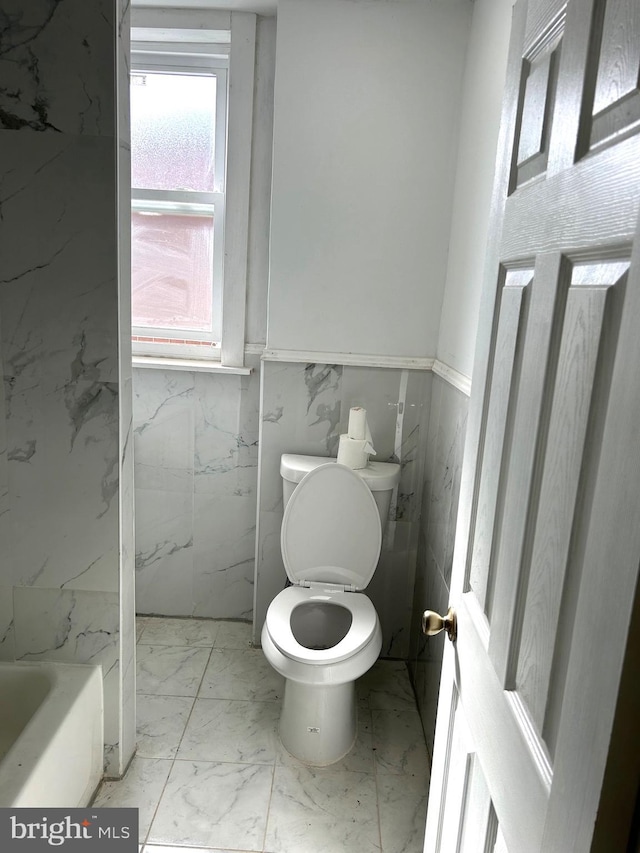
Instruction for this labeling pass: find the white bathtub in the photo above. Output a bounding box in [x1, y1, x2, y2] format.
[0, 661, 103, 807]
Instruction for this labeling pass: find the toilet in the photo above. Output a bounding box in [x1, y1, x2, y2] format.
[261, 453, 400, 766]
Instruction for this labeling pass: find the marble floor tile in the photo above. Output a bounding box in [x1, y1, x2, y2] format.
[265, 763, 380, 853]
[213, 619, 253, 649]
[372, 708, 430, 777]
[178, 698, 280, 764]
[143, 847, 263, 853]
[136, 617, 148, 643]
[377, 770, 430, 853]
[148, 759, 273, 850]
[138, 617, 220, 647]
[122, 617, 430, 853]
[198, 648, 284, 702]
[93, 757, 173, 843]
[358, 660, 417, 711]
[137, 645, 211, 697]
[136, 694, 195, 759]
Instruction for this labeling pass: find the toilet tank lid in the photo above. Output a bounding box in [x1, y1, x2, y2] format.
[280, 453, 400, 490]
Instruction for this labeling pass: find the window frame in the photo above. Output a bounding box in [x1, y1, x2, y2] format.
[129, 12, 256, 371]
[130, 46, 228, 359]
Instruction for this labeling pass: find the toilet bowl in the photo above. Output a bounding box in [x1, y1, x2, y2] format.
[261, 458, 399, 766]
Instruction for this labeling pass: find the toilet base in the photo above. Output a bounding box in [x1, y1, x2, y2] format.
[279, 679, 357, 766]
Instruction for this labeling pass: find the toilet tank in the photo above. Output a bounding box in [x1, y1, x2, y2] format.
[280, 453, 401, 528]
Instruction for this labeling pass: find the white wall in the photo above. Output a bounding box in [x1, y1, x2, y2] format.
[436, 0, 514, 379]
[266, 0, 471, 360]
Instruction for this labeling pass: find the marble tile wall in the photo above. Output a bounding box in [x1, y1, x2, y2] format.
[132, 354, 262, 620]
[0, 317, 9, 659]
[0, 0, 135, 777]
[255, 360, 432, 658]
[408, 374, 469, 755]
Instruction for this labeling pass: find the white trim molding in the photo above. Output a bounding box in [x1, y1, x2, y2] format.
[132, 348, 474, 391]
[261, 349, 435, 371]
[432, 359, 472, 397]
[131, 7, 232, 33]
[132, 355, 251, 374]
[222, 11, 256, 368]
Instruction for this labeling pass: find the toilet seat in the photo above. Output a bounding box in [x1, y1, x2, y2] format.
[265, 585, 378, 665]
[281, 462, 382, 589]
[265, 462, 382, 672]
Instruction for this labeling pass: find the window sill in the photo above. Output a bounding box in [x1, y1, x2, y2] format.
[132, 355, 252, 375]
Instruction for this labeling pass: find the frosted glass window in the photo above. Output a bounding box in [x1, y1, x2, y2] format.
[131, 73, 217, 192]
[132, 212, 214, 332]
[129, 43, 233, 358]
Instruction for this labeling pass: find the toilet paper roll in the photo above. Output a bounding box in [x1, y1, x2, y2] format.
[346, 406, 376, 456]
[347, 407, 368, 440]
[337, 434, 369, 469]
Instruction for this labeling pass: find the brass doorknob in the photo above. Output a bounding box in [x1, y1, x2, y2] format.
[422, 607, 457, 643]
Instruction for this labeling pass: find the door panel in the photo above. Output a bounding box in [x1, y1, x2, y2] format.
[469, 269, 532, 613]
[436, 685, 499, 853]
[515, 32, 562, 186]
[458, 756, 495, 853]
[488, 252, 569, 684]
[589, 0, 640, 150]
[425, 0, 640, 850]
[515, 262, 627, 735]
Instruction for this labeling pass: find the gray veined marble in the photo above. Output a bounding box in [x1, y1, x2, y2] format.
[193, 493, 255, 620]
[93, 756, 173, 844]
[263, 404, 284, 424]
[138, 617, 220, 648]
[65, 331, 118, 449]
[136, 694, 195, 760]
[198, 648, 284, 702]
[358, 659, 418, 711]
[213, 619, 253, 649]
[303, 363, 342, 455]
[0, 587, 15, 662]
[134, 489, 194, 616]
[136, 645, 210, 697]
[377, 771, 430, 853]
[13, 588, 119, 667]
[194, 369, 260, 497]
[265, 763, 380, 853]
[133, 370, 194, 494]
[177, 697, 280, 764]
[372, 708, 430, 777]
[303, 362, 342, 412]
[1, 133, 123, 595]
[148, 760, 273, 850]
[132, 357, 260, 619]
[409, 374, 468, 754]
[7, 440, 36, 463]
[0, 0, 135, 780]
[0, 0, 118, 137]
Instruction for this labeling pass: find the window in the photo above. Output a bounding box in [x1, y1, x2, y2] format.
[129, 13, 256, 371]
[131, 44, 228, 359]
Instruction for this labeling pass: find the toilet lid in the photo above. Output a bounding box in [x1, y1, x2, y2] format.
[281, 462, 382, 590]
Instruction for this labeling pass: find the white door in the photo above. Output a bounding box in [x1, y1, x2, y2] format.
[425, 0, 640, 850]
